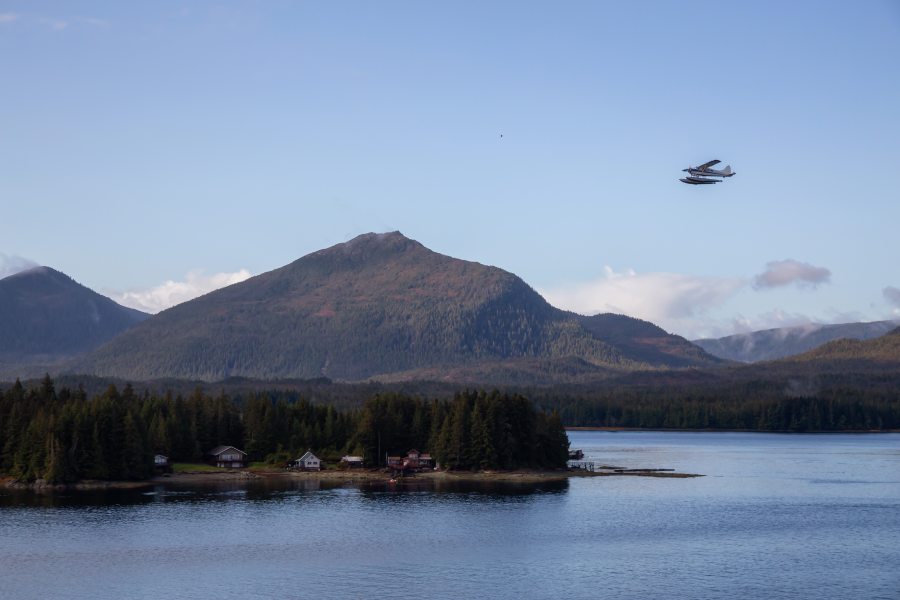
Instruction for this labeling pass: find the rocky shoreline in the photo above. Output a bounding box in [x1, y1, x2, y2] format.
[2, 465, 702, 492]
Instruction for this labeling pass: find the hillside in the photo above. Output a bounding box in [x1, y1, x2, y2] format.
[0, 267, 149, 378]
[693, 320, 899, 362]
[778, 326, 900, 365]
[70, 232, 722, 382]
[578, 313, 718, 367]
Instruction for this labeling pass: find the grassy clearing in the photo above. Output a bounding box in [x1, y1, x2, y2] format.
[171, 463, 226, 473]
[248, 462, 275, 471]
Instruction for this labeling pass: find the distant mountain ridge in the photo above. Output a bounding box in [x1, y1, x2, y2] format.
[780, 326, 900, 365]
[693, 320, 899, 363]
[70, 232, 723, 382]
[0, 266, 149, 378]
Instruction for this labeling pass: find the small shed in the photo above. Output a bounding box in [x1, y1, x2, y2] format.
[340, 455, 364, 468]
[206, 445, 248, 468]
[154, 454, 169, 467]
[294, 450, 321, 471]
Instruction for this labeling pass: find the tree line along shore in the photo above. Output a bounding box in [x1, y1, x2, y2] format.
[3, 374, 898, 486]
[0, 377, 569, 484]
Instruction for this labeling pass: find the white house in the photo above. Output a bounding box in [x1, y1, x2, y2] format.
[154, 454, 169, 467]
[294, 450, 321, 471]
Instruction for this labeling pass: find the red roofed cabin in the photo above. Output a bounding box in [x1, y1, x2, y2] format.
[388, 449, 435, 472]
[206, 446, 248, 469]
[404, 449, 434, 470]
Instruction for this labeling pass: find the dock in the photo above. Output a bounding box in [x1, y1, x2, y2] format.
[567, 460, 700, 478]
[567, 460, 594, 471]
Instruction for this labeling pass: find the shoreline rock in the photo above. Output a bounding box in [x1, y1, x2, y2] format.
[3, 466, 702, 492]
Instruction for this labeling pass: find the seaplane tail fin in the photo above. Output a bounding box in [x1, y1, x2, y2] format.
[721, 165, 733, 176]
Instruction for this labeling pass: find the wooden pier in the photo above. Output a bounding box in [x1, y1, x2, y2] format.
[567, 460, 595, 471]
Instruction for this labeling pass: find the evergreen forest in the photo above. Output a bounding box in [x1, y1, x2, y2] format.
[0, 377, 569, 483]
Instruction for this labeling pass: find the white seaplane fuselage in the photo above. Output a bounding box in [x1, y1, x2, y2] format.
[683, 166, 734, 178]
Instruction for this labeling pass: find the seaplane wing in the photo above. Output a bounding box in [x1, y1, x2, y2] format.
[695, 159, 721, 171]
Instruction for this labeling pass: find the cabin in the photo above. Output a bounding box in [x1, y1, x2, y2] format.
[417, 452, 434, 469]
[294, 450, 321, 471]
[387, 450, 435, 473]
[403, 449, 435, 470]
[206, 445, 248, 468]
[153, 454, 171, 473]
[340, 455, 364, 468]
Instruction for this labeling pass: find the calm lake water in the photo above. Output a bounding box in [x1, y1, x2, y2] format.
[2, 431, 899, 600]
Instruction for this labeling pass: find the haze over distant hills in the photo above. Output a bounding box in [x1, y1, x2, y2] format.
[693, 320, 900, 363]
[777, 325, 900, 366]
[0, 267, 149, 378]
[68, 232, 722, 382]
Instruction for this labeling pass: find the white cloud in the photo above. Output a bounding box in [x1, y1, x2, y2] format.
[0, 13, 19, 23]
[726, 309, 819, 335]
[0, 253, 38, 279]
[540, 266, 746, 336]
[753, 259, 831, 290]
[701, 307, 880, 340]
[113, 269, 253, 314]
[885, 286, 900, 317]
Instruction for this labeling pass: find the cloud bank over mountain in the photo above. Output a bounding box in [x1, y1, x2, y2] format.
[539, 267, 746, 337]
[885, 286, 900, 316]
[113, 269, 253, 313]
[0, 253, 38, 279]
[541, 258, 842, 338]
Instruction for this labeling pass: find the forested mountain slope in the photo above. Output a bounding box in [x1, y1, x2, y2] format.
[0, 267, 148, 378]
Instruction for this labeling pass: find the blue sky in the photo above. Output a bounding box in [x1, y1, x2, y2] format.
[2, 1, 899, 338]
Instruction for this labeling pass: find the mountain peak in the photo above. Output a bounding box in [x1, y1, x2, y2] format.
[2, 265, 81, 293]
[0, 266, 149, 377]
[314, 231, 424, 261]
[346, 230, 410, 247]
[6, 265, 61, 279]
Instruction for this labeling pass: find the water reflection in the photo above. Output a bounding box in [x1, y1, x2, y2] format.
[0, 476, 568, 509]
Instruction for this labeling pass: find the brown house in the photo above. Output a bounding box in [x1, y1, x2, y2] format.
[405, 449, 434, 470]
[388, 449, 435, 472]
[206, 446, 248, 468]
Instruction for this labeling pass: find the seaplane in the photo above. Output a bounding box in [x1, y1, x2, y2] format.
[680, 159, 735, 185]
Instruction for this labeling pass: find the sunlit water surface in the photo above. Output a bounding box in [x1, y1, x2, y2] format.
[1, 431, 898, 600]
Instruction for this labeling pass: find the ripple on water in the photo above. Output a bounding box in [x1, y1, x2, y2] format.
[1, 432, 899, 600]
